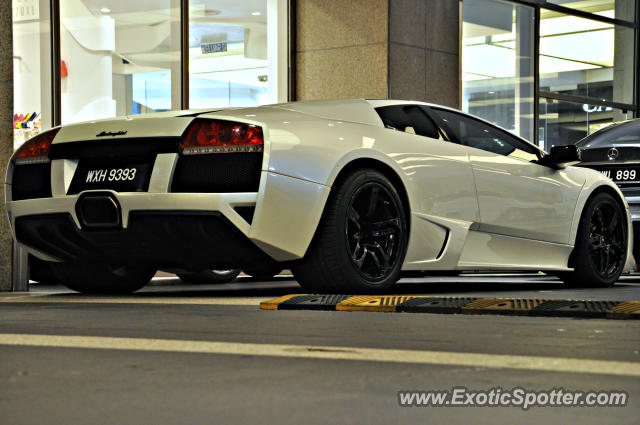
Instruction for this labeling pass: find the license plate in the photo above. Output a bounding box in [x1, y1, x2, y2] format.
[68, 163, 151, 194]
[85, 167, 138, 183]
[599, 168, 640, 184]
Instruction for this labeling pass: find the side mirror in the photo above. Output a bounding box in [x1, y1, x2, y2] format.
[539, 145, 582, 168]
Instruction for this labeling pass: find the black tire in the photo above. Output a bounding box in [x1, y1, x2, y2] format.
[560, 192, 627, 287]
[242, 263, 283, 280]
[292, 168, 408, 293]
[177, 269, 241, 284]
[50, 262, 156, 294]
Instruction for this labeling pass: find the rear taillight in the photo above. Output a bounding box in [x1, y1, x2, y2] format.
[13, 128, 60, 165]
[180, 119, 264, 155]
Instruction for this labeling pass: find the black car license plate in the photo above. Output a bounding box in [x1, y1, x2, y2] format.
[599, 168, 640, 185]
[68, 163, 151, 194]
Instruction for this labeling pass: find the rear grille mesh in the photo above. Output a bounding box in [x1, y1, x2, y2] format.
[170, 153, 263, 193]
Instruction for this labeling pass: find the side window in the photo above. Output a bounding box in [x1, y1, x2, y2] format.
[375, 105, 440, 139]
[430, 109, 539, 162]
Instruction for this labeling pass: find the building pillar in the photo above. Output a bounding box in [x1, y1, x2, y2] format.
[515, 5, 534, 142]
[295, 0, 460, 108]
[389, 0, 460, 108]
[613, 0, 635, 121]
[294, 0, 389, 100]
[1, 2, 14, 291]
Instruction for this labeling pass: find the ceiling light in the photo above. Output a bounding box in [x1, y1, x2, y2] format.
[100, 7, 111, 13]
[251, 11, 261, 16]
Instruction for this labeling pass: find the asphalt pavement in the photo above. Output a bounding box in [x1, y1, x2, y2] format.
[0, 273, 638, 425]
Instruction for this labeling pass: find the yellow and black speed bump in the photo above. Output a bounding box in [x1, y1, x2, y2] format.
[259, 294, 305, 310]
[397, 297, 479, 314]
[259, 295, 640, 319]
[607, 302, 640, 319]
[461, 298, 550, 316]
[279, 295, 353, 310]
[336, 296, 420, 312]
[531, 300, 621, 318]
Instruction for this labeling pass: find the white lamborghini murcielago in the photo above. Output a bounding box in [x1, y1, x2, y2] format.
[5, 99, 634, 293]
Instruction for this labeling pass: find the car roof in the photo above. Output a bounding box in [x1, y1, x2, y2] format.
[576, 118, 640, 148]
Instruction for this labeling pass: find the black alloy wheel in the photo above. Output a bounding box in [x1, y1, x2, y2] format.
[561, 192, 627, 287]
[292, 168, 408, 293]
[587, 201, 625, 279]
[345, 182, 403, 282]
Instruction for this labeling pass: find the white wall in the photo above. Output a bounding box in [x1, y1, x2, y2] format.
[13, 21, 41, 117]
[60, 0, 116, 124]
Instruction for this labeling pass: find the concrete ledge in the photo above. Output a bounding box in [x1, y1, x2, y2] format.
[260, 295, 640, 319]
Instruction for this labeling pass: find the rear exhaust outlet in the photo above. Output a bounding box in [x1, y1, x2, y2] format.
[76, 192, 122, 230]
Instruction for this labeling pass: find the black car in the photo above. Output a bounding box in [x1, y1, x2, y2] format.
[574, 118, 640, 262]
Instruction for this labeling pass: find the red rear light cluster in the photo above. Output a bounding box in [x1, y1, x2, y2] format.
[180, 119, 264, 155]
[13, 128, 60, 165]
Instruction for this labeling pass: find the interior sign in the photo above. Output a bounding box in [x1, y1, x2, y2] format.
[582, 104, 613, 113]
[13, 0, 39, 22]
[201, 42, 228, 54]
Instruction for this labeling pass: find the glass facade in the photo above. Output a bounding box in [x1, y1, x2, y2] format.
[462, 0, 639, 151]
[545, 0, 635, 21]
[539, 97, 632, 148]
[189, 1, 271, 109]
[539, 11, 635, 106]
[462, 0, 535, 141]
[59, 0, 181, 124]
[12, 0, 288, 144]
[12, 0, 639, 154]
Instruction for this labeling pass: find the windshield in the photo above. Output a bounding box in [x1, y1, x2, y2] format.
[576, 119, 640, 149]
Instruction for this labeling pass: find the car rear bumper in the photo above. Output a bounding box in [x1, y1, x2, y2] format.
[7, 191, 261, 268]
[6, 172, 332, 265]
[14, 211, 274, 270]
[7, 191, 257, 234]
